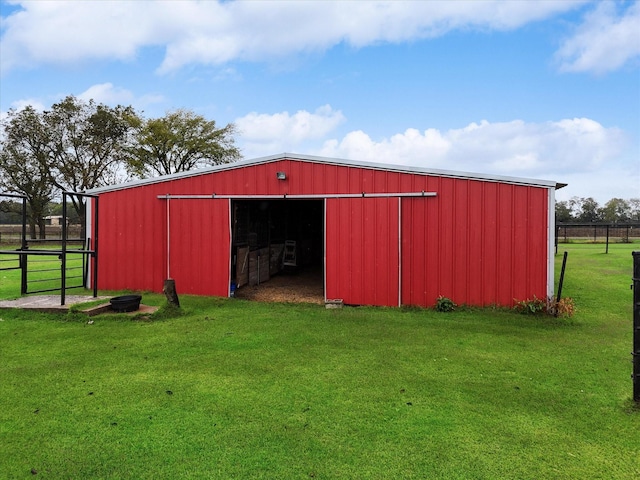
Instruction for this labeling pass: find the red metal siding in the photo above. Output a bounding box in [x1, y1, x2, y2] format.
[97, 157, 551, 306]
[401, 179, 548, 307]
[326, 197, 399, 306]
[168, 199, 230, 296]
[98, 185, 167, 293]
[97, 183, 230, 296]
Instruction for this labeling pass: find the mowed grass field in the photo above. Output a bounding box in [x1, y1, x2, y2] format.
[0, 243, 638, 479]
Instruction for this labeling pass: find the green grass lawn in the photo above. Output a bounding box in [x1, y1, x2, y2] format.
[1, 244, 638, 479]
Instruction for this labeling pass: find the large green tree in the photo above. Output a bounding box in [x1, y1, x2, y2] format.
[569, 196, 601, 223]
[555, 200, 574, 222]
[126, 109, 241, 177]
[0, 106, 54, 238]
[0, 200, 25, 225]
[599, 198, 630, 223]
[44, 96, 137, 237]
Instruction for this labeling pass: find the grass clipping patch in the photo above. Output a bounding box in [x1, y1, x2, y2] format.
[150, 301, 184, 320]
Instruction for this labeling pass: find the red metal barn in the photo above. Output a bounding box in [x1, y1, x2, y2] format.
[88, 154, 561, 308]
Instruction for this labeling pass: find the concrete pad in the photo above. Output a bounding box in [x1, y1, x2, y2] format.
[0, 295, 157, 316]
[0, 295, 109, 313]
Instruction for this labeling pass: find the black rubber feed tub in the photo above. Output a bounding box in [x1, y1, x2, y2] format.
[110, 295, 142, 313]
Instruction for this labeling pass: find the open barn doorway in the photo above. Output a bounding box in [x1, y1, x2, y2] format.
[231, 199, 324, 303]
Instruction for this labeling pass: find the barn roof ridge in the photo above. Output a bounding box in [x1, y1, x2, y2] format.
[87, 152, 563, 194]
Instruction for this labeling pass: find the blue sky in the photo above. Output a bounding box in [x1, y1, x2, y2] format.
[1, 0, 639, 203]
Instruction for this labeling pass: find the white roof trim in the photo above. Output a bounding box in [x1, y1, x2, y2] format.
[87, 152, 560, 194]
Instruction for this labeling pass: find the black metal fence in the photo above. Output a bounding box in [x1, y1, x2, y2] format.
[556, 223, 640, 254]
[0, 225, 82, 244]
[556, 223, 640, 244]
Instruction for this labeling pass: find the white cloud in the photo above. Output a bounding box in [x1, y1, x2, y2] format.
[235, 105, 628, 179]
[8, 98, 46, 112]
[78, 83, 135, 105]
[1, 0, 585, 74]
[236, 105, 345, 157]
[0, 98, 45, 123]
[76, 83, 165, 111]
[317, 118, 628, 179]
[0, 84, 165, 123]
[555, 1, 640, 74]
[554, 158, 640, 203]
[0, 1, 163, 72]
[319, 127, 452, 166]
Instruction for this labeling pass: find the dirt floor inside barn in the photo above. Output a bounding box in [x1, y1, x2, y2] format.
[233, 267, 324, 304]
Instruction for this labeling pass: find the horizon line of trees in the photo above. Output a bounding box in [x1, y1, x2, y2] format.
[556, 197, 640, 224]
[0, 200, 81, 226]
[0, 95, 241, 238]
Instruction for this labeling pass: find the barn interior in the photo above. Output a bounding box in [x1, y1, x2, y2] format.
[231, 199, 324, 302]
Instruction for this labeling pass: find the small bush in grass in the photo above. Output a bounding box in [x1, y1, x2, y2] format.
[514, 296, 546, 315]
[514, 296, 576, 318]
[435, 295, 456, 312]
[549, 296, 576, 318]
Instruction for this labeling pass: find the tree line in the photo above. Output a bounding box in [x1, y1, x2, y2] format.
[2, 97, 636, 238]
[556, 197, 640, 223]
[0, 200, 80, 226]
[0, 95, 241, 238]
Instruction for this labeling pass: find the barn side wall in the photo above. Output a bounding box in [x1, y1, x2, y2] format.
[96, 159, 552, 306]
[400, 177, 548, 307]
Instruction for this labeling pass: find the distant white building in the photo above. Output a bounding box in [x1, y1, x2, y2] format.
[44, 215, 63, 226]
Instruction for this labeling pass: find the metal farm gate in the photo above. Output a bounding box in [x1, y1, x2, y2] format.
[0, 192, 99, 305]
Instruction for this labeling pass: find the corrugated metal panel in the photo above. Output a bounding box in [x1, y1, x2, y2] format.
[169, 199, 230, 296]
[98, 185, 167, 292]
[401, 179, 549, 307]
[97, 182, 230, 296]
[326, 197, 399, 306]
